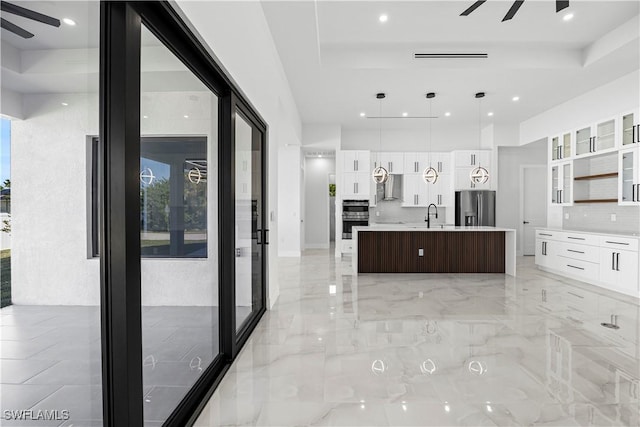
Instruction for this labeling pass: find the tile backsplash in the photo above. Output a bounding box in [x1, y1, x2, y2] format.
[563, 204, 640, 234]
[370, 198, 447, 225]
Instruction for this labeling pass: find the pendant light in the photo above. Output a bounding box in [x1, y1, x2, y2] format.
[372, 93, 389, 184]
[423, 92, 438, 184]
[470, 92, 489, 185]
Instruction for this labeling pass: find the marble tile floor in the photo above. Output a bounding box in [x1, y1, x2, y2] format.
[0, 305, 253, 426]
[195, 250, 640, 426]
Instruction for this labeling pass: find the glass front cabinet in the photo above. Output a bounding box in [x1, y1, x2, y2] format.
[575, 118, 617, 157]
[551, 132, 572, 161]
[621, 109, 640, 147]
[551, 161, 573, 205]
[619, 147, 640, 205]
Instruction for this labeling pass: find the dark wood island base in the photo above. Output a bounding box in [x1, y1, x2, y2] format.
[357, 231, 506, 273]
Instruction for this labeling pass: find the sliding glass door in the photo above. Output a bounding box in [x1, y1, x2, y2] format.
[234, 109, 266, 335]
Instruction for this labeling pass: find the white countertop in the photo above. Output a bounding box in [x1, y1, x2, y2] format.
[355, 224, 516, 233]
[536, 227, 640, 238]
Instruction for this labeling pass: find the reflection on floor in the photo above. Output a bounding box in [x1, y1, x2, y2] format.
[0, 305, 230, 426]
[195, 251, 640, 426]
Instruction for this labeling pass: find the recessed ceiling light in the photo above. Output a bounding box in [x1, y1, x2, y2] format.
[512, 96, 520, 102]
[379, 14, 388, 23]
[487, 112, 494, 116]
[563, 13, 574, 21]
[61, 102, 68, 106]
[62, 18, 76, 26]
[360, 112, 366, 117]
[183, 115, 189, 118]
[445, 112, 451, 117]
[143, 115, 148, 119]
[402, 112, 408, 117]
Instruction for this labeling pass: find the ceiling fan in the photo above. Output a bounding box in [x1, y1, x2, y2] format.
[0, 1, 60, 39]
[461, 0, 569, 22]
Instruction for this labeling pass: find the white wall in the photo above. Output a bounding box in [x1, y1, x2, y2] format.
[341, 128, 479, 152]
[304, 157, 336, 248]
[520, 70, 640, 144]
[176, 0, 303, 308]
[496, 141, 547, 255]
[10, 91, 220, 306]
[277, 146, 302, 256]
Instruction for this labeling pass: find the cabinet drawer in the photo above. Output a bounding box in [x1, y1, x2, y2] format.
[536, 230, 564, 241]
[558, 258, 600, 281]
[557, 242, 600, 263]
[342, 240, 354, 253]
[600, 236, 639, 252]
[561, 232, 600, 246]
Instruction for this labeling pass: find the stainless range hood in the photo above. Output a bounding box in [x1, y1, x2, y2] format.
[376, 174, 402, 201]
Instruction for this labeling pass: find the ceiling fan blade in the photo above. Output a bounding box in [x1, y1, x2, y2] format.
[0, 1, 60, 27]
[460, 0, 487, 16]
[502, 0, 525, 21]
[1, 17, 34, 38]
[556, 0, 569, 12]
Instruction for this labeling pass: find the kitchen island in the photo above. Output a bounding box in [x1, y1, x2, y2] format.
[352, 225, 516, 276]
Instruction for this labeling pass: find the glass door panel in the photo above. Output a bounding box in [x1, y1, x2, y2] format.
[235, 111, 264, 332]
[622, 113, 636, 146]
[562, 163, 572, 203]
[621, 150, 635, 202]
[576, 127, 592, 156]
[552, 136, 560, 160]
[140, 25, 220, 424]
[551, 166, 559, 203]
[563, 133, 572, 158]
[596, 119, 615, 151]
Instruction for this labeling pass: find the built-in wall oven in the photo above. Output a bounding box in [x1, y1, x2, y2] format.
[342, 199, 369, 239]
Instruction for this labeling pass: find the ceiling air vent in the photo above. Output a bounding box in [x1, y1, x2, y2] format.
[414, 53, 488, 59]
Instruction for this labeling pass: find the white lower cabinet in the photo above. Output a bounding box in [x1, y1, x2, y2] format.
[599, 248, 639, 294]
[535, 228, 640, 298]
[341, 240, 354, 254]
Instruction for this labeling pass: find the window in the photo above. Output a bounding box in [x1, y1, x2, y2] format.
[91, 136, 208, 258]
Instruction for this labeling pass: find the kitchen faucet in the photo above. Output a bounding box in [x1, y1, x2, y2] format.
[425, 203, 438, 228]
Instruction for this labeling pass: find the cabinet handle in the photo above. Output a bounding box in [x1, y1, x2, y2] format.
[611, 252, 615, 270]
[636, 124, 640, 143]
[616, 252, 620, 271]
[414, 194, 418, 205]
[353, 182, 357, 194]
[567, 249, 584, 254]
[567, 291, 584, 299]
[353, 160, 357, 171]
[542, 241, 547, 255]
[540, 233, 553, 236]
[632, 125, 636, 144]
[415, 161, 418, 173]
[633, 184, 637, 202]
[567, 236, 585, 240]
[605, 241, 629, 245]
[559, 189, 563, 203]
[567, 264, 584, 271]
[438, 161, 442, 172]
[636, 182, 640, 202]
[389, 161, 393, 172]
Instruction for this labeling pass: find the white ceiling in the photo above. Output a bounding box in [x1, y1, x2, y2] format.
[261, 0, 640, 132]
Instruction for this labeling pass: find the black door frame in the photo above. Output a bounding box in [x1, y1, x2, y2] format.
[99, 2, 268, 426]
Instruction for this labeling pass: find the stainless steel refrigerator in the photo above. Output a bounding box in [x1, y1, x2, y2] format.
[455, 190, 496, 226]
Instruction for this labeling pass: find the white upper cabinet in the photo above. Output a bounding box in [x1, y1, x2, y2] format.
[342, 172, 371, 199]
[550, 161, 573, 205]
[454, 150, 491, 168]
[404, 152, 450, 175]
[575, 117, 618, 157]
[551, 132, 572, 162]
[343, 150, 370, 173]
[621, 109, 640, 147]
[373, 152, 404, 174]
[619, 146, 640, 205]
[454, 150, 492, 190]
[402, 174, 427, 207]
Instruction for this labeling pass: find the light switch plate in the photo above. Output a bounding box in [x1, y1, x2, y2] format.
[418, 248, 424, 257]
[376, 211, 380, 217]
[611, 213, 617, 222]
[564, 213, 569, 219]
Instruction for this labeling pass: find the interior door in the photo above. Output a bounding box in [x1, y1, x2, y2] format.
[523, 167, 547, 255]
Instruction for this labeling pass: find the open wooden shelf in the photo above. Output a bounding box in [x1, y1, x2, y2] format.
[574, 172, 618, 181]
[573, 199, 618, 204]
